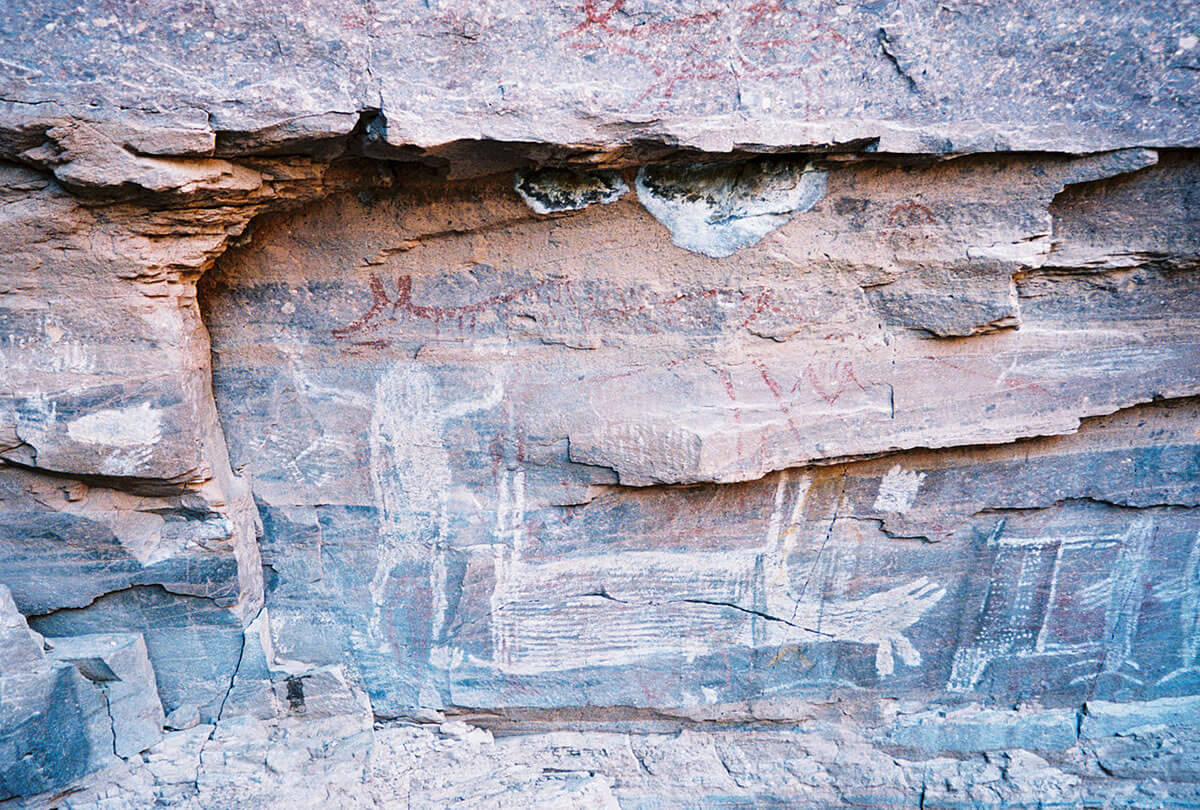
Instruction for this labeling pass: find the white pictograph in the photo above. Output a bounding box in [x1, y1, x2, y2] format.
[368, 361, 503, 657]
[948, 516, 1156, 693]
[486, 471, 943, 677]
[873, 464, 926, 514]
[366, 363, 943, 682]
[1158, 531, 1200, 687]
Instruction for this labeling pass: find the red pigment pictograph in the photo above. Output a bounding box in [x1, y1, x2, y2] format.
[331, 274, 564, 339]
[755, 358, 805, 443]
[885, 201, 935, 228]
[561, 0, 851, 112]
[794, 360, 867, 405]
[330, 273, 808, 341]
[882, 200, 937, 249]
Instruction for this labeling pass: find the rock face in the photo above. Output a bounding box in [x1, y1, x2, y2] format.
[1, 2, 1199, 807]
[201, 158, 1200, 719]
[0, 585, 162, 800]
[635, 158, 828, 256]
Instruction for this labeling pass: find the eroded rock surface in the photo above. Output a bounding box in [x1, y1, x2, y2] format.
[515, 169, 628, 215]
[203, 164, 1200, 709]
[1, 1, 1199, 807]
[634, 158, 828, 256]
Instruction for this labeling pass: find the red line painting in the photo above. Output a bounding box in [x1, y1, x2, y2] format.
[561, 0, 852, 112]
[883, 200, 937, 250]
[793, 360, 867, 405]
[330, 273, 808, 341]
[755, 359, 804, 444]
[712, 364, 746, 461]
[885, 201, 935, 228]
[332, 274, 391, 338]
[332, 273, 564, 339]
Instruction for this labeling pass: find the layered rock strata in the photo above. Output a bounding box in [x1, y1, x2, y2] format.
[1, 1, 1199, 807]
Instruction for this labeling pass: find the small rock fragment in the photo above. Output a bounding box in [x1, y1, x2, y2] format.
[164, 703, 201, 731]
[514, 168, 628, 214]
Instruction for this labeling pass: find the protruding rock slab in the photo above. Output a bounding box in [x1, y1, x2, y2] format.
[0, 585, 117, 800]
[0, 583, 43, 667]
[47, 632, 165, 758]
[889, 705, 1079, 753]
[4, 1, 1198, 172]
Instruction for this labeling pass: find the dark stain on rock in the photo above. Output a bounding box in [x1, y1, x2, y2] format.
[285, 676, 306, 714]
[514, 168, 628, 214]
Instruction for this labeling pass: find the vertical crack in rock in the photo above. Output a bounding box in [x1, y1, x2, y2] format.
[635, 157, 828, 257]
[99, 690, 119, 758]
[876, 27, 919, 93]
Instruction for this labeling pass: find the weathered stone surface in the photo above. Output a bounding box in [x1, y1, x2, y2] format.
[2, 1, 1200, 804]
[3, 0, 1199, 170]
[29, 587, 245, 721]
[889, 705, 1079, 753]
[1081, 695, 1200, 739]
[0, 156, 391, 730]
[635, 158, 827, 256]
[0, 466, 245, 612]
[20, 698, 1200, 808]
[1073, 696, 1200, 787]
[46, 633, 165, 758]
[0, 586, 118, 801]
[0, 663, 114, 801]
[188, 154, 1200, 723]
[203, 154, 1200, 488]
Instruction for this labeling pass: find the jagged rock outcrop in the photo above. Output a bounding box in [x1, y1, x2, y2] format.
[0, 584, 164, 800]
[1, 1, 1199, 807]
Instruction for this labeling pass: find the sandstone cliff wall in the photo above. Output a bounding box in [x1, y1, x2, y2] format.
[1, 1, 1199, 807]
